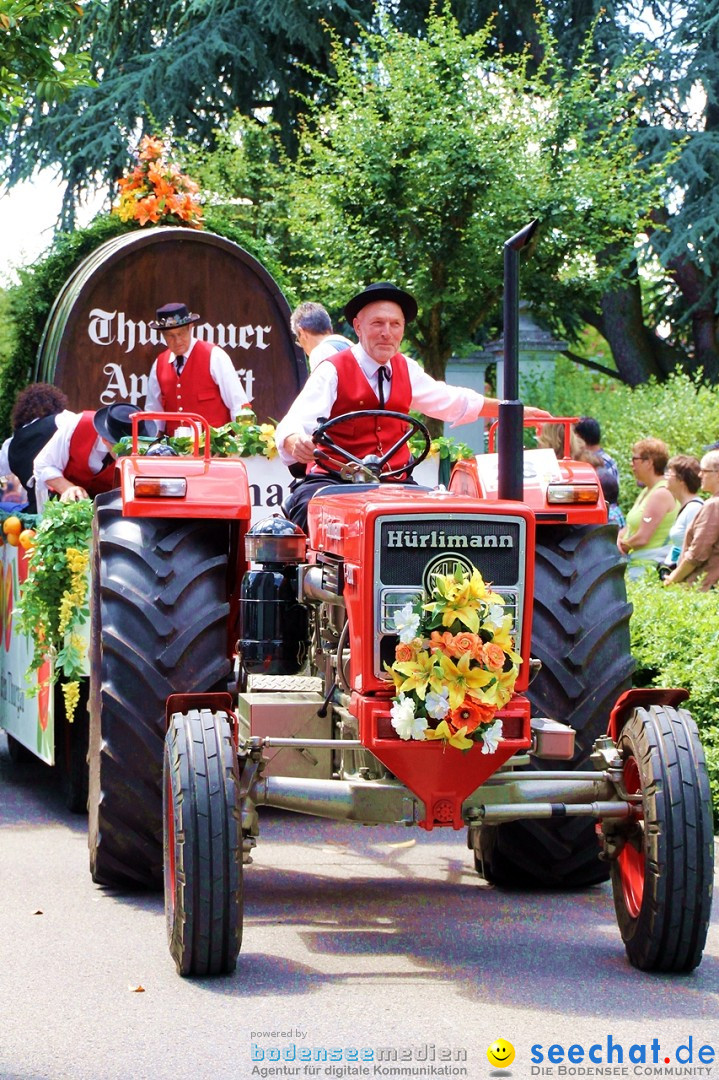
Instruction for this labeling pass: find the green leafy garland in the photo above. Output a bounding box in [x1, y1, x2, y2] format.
[14, 500, 93, 721]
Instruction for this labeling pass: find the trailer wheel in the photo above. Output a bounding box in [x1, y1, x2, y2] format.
[607, 704, 713, 972]
[164, 709, 243, 976]
[88, 492, 231, 889]
[475, 524, 634, 888]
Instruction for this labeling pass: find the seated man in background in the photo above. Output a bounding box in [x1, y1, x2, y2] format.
[276, 281, 551, 531]
[33, 404, 157, 510]
[290, 301, 353, 372]
[145, 301, 251, 434]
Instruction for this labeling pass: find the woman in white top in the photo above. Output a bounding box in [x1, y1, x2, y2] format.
[659, 454, 703, 576]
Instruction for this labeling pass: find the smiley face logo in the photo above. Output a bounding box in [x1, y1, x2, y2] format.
[487, 1039, 515, 1069]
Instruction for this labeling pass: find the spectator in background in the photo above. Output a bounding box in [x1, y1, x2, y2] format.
[290, 302, 353, 372]
[663, 449, 719, 590]
[0, 383, 71, 513]
[597, 468, 625, 529]
[658, 455, 703, 579]
[617, 437, 678, 579]
[574, 416, 619, 484]
[537, 421, 592, 460]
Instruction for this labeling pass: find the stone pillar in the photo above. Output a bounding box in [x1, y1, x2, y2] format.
[443, 350, 493, 454]
[483, 302, 567, 407]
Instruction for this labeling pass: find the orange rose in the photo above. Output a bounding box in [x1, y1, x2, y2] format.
[395, 641, 418, 663]
[429, 630, 455, 655]
[452, 631, 479, 656]
[447, 698, 496, 735]
[483, 642, 506, 671]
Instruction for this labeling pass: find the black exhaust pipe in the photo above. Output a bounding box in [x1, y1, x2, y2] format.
[498, 219, 539, 502]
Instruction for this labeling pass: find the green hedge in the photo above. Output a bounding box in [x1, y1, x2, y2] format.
[628, 575, 719, 826]
[530, 358, 719, 514]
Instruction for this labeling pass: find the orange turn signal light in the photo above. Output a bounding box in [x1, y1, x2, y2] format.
[133, 476, 187, 498]
[546, 482, 599, 505]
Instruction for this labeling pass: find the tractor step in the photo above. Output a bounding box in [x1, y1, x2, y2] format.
[248, 674, 324, 693]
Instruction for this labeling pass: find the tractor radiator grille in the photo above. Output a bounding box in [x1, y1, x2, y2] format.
[378, 518, 521, 586]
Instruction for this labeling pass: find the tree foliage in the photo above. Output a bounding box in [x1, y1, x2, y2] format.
[198, 10, 668, 425]
[0, 0, 93, 126]
[0, 0, 380, 223]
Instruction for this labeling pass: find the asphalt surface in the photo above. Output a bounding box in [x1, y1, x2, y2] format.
[1, 731, 718, 1080]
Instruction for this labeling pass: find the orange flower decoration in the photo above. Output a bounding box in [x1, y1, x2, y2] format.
[112, 135, 203, 229]
[448, 698, 496, 735]
[395, 641, 418, 664]
[483, 642, 506, 671]
[429, 630, 455, 655]
[452, 631, 478, 656]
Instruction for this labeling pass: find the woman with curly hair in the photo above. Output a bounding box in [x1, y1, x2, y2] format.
[617, 437, 678, 579]
[0, 383, 71, 513]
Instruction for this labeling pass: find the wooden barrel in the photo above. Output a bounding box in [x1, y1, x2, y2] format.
[35, 227, 306, 424]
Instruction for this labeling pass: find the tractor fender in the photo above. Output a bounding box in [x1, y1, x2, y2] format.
[607, 687, 690, 742]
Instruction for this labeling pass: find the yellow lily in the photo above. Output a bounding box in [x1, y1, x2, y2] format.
[432, 651, 493, 710]
[392, 648, 438, 700]
[424, 720, 474, 751]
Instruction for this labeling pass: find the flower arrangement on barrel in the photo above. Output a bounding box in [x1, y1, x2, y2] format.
[112, 134, 203, 228]
[386, 564, 521, 752]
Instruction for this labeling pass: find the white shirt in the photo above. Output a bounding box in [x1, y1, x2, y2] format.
[33, 411, 107, 512]
[275, 343, 485, 465]
[0, 436, 10, 478]
[145, 337, 250, 429]
[307, 335, 354, 372]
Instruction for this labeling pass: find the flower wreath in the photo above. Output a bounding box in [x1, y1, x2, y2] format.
[385, 564, 521, 752]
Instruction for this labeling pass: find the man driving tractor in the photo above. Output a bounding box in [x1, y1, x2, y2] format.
[275, 281, 551, 531]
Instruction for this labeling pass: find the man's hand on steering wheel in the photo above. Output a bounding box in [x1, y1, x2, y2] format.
[311, 410, 431, 481]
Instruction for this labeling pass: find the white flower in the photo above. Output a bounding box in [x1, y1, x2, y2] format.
[425, 686, 450, 720]
[390, 694, 427, 741]
[393, 602, 420, 644]
[481, 718, 503, 755]
[487, 604, 505, 629]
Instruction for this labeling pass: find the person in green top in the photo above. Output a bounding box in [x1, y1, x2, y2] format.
[617, 437, 678, 579]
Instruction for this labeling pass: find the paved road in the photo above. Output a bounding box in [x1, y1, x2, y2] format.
[1, 731, 718, 1080]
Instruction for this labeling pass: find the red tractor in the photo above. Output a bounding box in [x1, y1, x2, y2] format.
[86, 225, 713, 977]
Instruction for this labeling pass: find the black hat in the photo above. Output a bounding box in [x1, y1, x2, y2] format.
[344, 282, 417, 324]
[93, 404, 159, 444]
[148, 302, 200, 330]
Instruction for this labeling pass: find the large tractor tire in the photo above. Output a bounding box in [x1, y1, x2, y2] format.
[164, 709, 243, 976]
[88, 492, 231, 890]
[608, 705, 713, 972]
[475, 524, 634, 888]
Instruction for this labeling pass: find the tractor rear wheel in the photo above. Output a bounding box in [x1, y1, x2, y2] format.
[164, 709, 243, 976]
[475, 524, 634, 888]
[88, 492, 231, 889]
[607, 704, 713, 972]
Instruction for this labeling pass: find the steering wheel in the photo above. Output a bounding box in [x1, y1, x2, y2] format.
[312, 410, 431, 481]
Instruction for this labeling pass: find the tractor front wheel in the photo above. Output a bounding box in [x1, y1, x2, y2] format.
[607, 704, 713, 972]
[164, 709, 243, 976]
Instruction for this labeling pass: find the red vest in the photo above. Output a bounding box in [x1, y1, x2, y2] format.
[309, 350, 413, 475]
[155, 339, 232, 434]
[65, 412, 116, 496]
